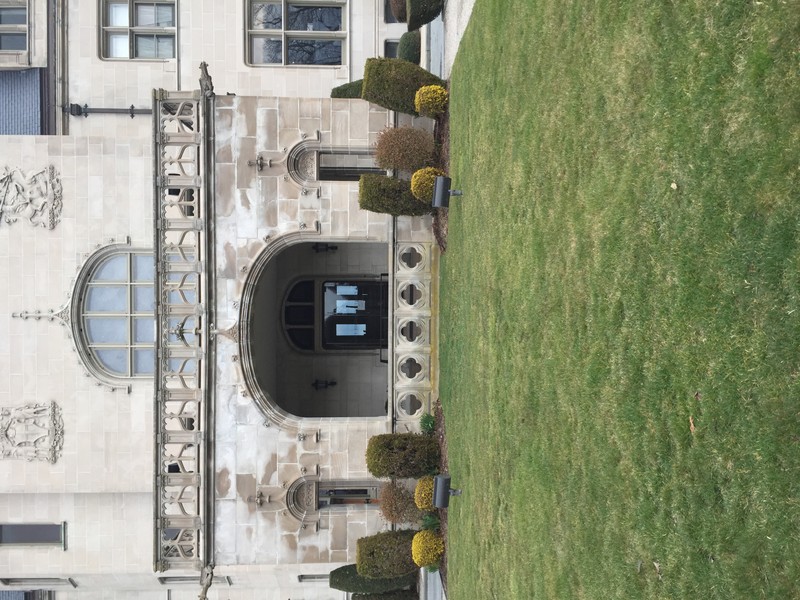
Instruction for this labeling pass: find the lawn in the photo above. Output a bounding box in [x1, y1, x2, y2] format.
[439, 1, 800, 598]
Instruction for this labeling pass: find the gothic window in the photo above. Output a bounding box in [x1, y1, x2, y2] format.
[100, 1, 176, 59]
[76, 250, 155, 380]
[247, 1, 346, 66]
[0, 3, 26, 52]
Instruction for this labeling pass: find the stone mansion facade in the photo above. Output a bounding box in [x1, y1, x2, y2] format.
[0, 1, 439, 599]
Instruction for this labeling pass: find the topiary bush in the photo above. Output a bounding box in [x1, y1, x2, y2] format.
[390, 0, 407, 22]
[414, 85, 448, 118]
[397, 31, 421, 65]
[414, 476, 435, 511]
[332, 79, 364, 98]
[411, 529, 445, 568]
[356, 530, 417, 578]
[375, 127, 436, 172]
[359, 175, 432, 217]
[362, 58, 445, 116]
[353, 592, 418, 600]
[366, 433, 440, 478]
[406, 0, 443, 31]
[379, 480, 423, 524]
[411, 167, 446, 202]
[330, 564, 417, 594]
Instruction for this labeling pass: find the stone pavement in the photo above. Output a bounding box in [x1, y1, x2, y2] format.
[426, 0, 478, 79]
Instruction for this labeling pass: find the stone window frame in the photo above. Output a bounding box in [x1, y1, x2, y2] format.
[72, 244, 156, 383]
[98, 0, 177, 60]
[157, 576, 232, 586]
[0, 578, 76, 588]
[0, 1, 27, 53]
[244, 0, 348, 67]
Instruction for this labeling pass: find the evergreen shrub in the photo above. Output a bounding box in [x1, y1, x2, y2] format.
[414, 476, 435, 511]
[356, 530, 417, 578]
[366, 432, 440, 478]
[329, 564, 417, 594]
[411, 530, 445, 568]
[414, 85, 448, 118]
[375, 127, 436, 172]
[411, 167, 446, 202]
[398, 31, 421, 64]
[359, 175, 432, 217]
[362, 58, 445, 115]
[406, 0, 443, 31]
[331, 79, 364, 98]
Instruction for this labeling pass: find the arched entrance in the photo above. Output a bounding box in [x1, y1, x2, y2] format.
[242, 240, 390, 420]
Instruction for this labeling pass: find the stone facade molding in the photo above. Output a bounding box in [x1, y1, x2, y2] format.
[0, 165, 64, 229]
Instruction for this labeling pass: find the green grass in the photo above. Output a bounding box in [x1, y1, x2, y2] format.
[439, 1, 800, 598]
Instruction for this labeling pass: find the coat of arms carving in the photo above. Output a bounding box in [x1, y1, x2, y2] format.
[0, 165, 64, 230]
[0, 402, 64, 463]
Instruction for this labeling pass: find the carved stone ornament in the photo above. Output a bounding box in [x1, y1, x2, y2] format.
[295, 149, 317, 182]
[0, 165, 64, 230]
[0, 401, 64, 463]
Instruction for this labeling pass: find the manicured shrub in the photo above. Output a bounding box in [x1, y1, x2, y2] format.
[366, 433, 440, 478]
[414, 85, 448, 118]
[330, 564, 417, 594]
[398, 31, 421, 65]
[379, 480, 423, 524]
[362, 58, 445, 116]
[420, 412, 435, 436]
[359, 175, 432, 217]
[406, 0, 443, 31]
[390, 0, 407, 22]
[414, 476, 435, 510]
[353, 592, 418, 600]
[331, 79, 364, 98]
[411, 167, 446, 202]
[356, 530, 417, 578]
[411, 530, 445, 568]
[375, 127, 436, 172]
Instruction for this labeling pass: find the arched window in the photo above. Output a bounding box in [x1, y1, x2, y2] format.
[76, 250, 155, 380]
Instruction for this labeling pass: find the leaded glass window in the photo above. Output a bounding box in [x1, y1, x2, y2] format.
[101, 1, 176, 59]
[247, 2, 346, 66]
[79, 252, 155, 378]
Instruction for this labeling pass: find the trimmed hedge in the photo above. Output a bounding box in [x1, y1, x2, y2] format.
[362, 58, 445, 115]
[379, 480, 422, 524]
[398, 31, 421, 65]
[366, 433, 440, 478]
[353, 592, 418, 600]
[375, 127, 436, 172]
[406, 0, 443, 31]
[359, 175, 432, 217]
[330, 564, 417, 594]
[356, 530, 417, 578]
[332, 79, 364, 98]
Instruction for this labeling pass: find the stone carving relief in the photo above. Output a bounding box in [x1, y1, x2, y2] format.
[0, 165, 64, 230]
[0, 401, 64, 463]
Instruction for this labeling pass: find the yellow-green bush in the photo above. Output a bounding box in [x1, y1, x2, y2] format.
[411, 530, 444, 568]
[414, 85, 448, 118]
[414, 476, 434, 510]
[411, 167, 445, 202]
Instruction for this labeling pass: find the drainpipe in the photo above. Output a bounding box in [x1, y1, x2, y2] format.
[65, 103, 152, 118]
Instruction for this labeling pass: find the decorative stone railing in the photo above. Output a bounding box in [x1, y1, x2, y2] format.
[152, 88, 212, 572]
